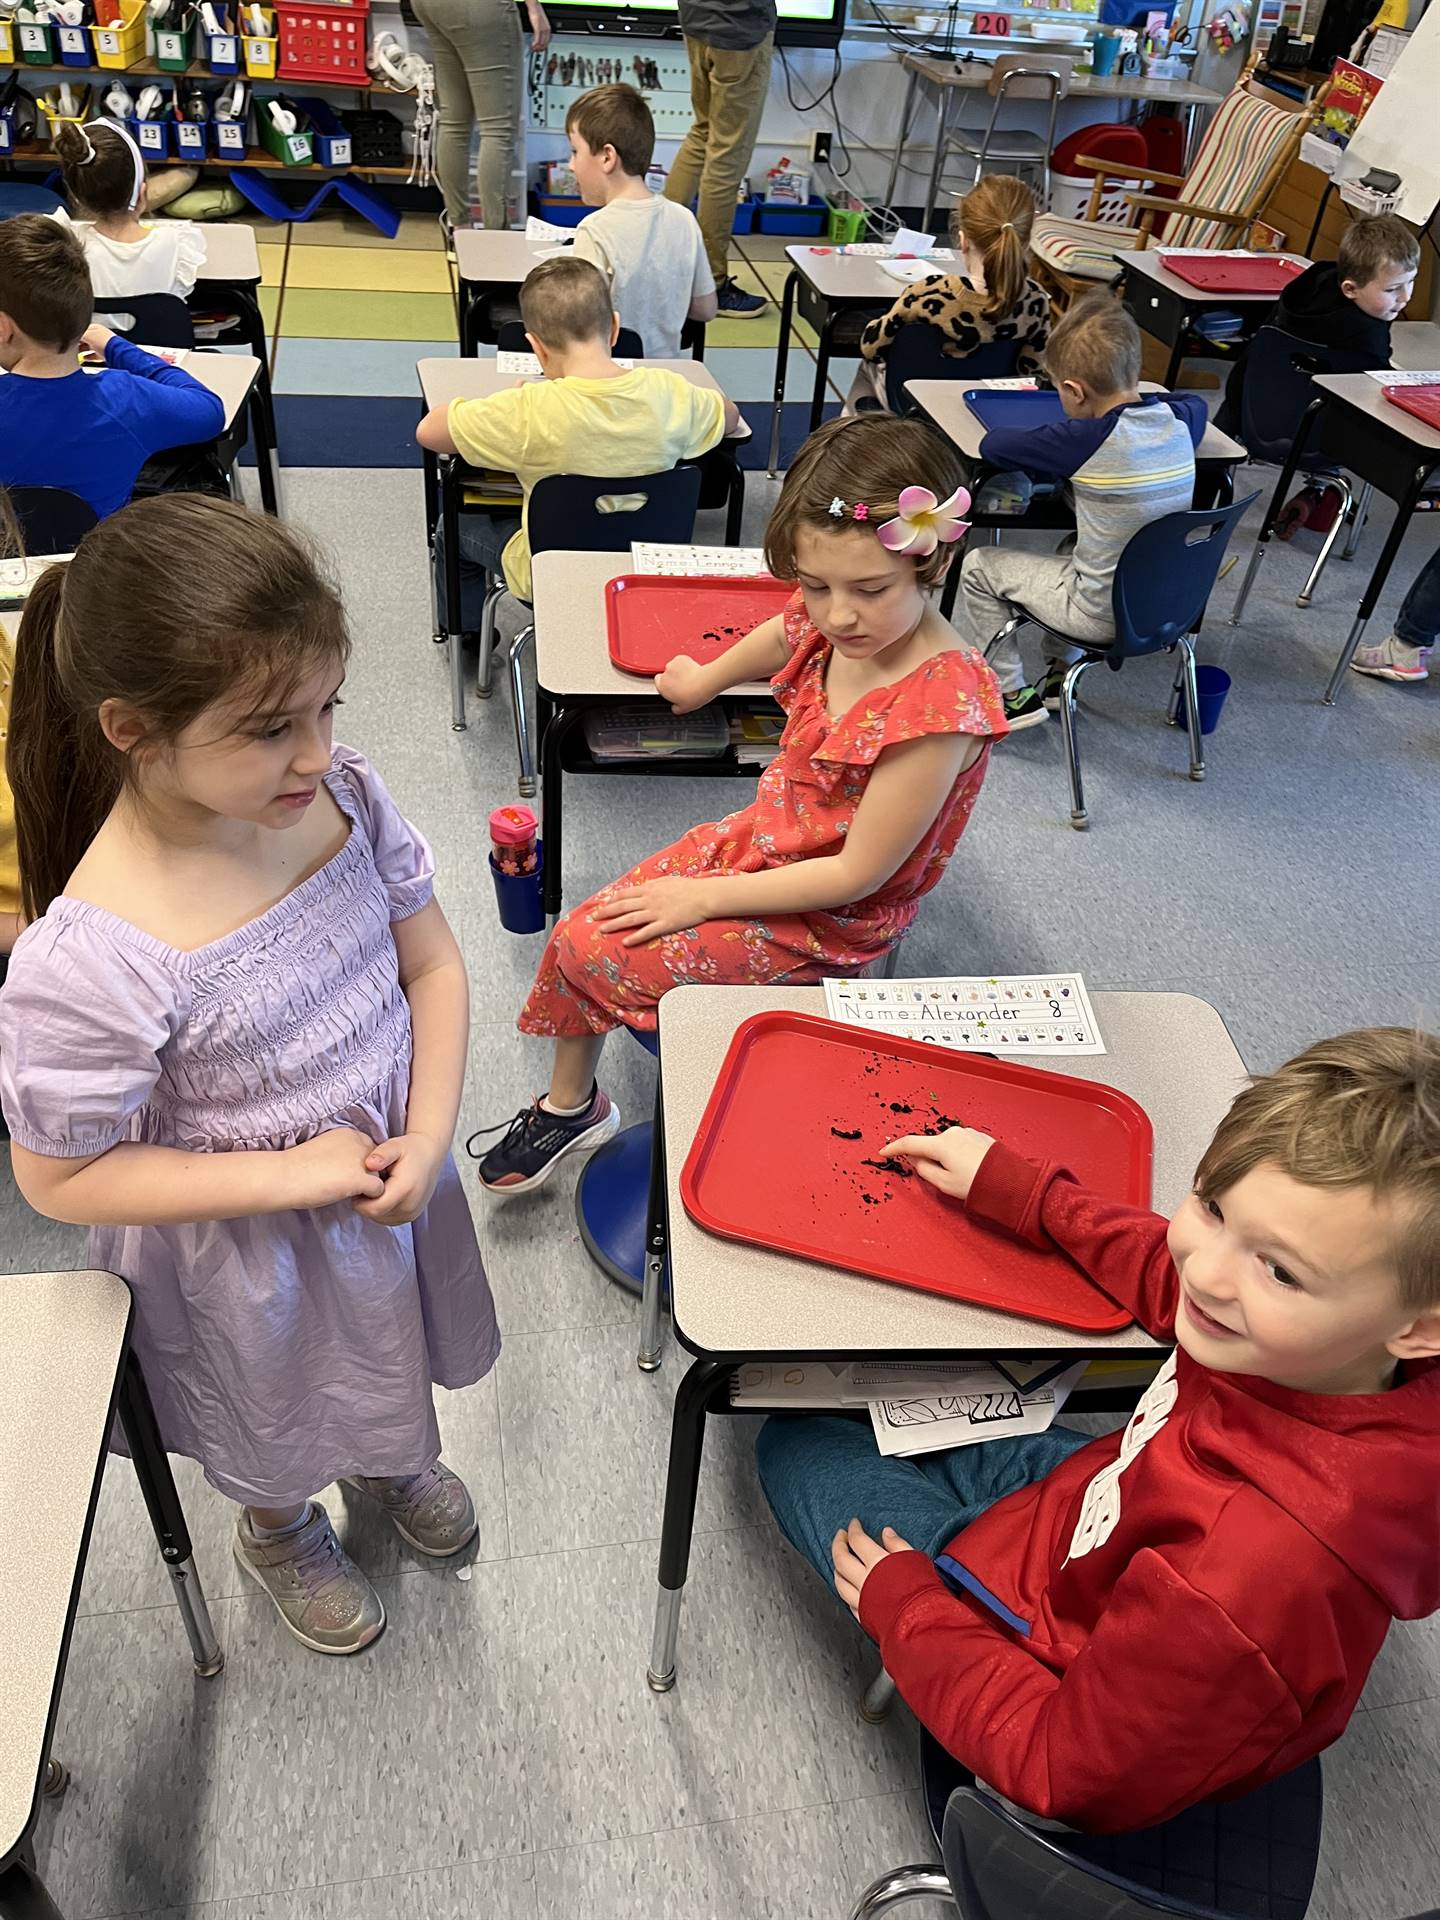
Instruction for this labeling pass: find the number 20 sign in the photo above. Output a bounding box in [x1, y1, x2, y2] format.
[974, 10, 1012, 30]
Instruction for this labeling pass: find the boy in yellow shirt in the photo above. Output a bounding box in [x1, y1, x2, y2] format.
[418, 257, 739, 622]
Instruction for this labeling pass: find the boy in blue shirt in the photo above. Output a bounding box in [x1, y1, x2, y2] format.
[0, 215, 224, 521]
[958, 292, 1206, 731]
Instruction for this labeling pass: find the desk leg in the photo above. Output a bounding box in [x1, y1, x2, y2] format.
[116, 1353, 223, 1679]
[1162, 330, 1187, 391]
[1324, 465, 1431, 705]
[0, 1857, 67, 1919]
[922, 85, 953, 228]
[637, 1074, 668, 1373]
[811, 313, 835, 435]
[441, 456, 467, 731]
[422, 447, 443, 646]
[250, 379, 279, 517]
[648, 1356, 733, 1692]
[540, 695, 567, 922]
[768, 270, 799, 478]
[884, 66, 921, 207]
[1229, 396, 1320, 627]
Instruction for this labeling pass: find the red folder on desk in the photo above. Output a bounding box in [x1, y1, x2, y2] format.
[680, 1012, 1152, 1332]
[1382, 384, 1440, 432]
[1156, 252, 1306, 295]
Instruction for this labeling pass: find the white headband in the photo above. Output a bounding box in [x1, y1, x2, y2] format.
[84, 116, 146, 209]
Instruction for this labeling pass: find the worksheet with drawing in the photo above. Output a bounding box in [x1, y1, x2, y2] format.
[822, 972, 1106, 1055]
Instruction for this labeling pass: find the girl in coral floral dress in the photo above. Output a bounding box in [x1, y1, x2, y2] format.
[474, 413, 1008, 1194]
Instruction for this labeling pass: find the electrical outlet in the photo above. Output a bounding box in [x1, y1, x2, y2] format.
[809, 129, 833, 165]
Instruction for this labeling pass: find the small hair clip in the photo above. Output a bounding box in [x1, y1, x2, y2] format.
[852, 501, 869, 522]
[828, 495, 845, 518]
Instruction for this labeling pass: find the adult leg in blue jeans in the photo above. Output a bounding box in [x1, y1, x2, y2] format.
[755, 1412, 1094, 1593]
[433, 513, 522, 631]
[1352, 543, 1440, 685]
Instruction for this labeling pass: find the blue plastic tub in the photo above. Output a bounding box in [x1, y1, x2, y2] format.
[298, 96, 354, 168]
[756, 194, 828, 236]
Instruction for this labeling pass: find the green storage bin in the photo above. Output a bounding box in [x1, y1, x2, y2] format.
[18, 20, 55, 63]
[257, 99, 312, 165]
[826, 199, 867, 245]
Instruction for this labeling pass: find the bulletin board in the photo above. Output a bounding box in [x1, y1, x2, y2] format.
[1338, 3, 1440, 228]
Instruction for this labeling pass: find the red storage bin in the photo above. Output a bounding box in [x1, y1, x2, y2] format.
[276, 0, 368, 85]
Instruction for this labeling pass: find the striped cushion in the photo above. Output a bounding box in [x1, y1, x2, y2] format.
[1031, 214, 1145, 281]
[1159, 90, 1297, 247]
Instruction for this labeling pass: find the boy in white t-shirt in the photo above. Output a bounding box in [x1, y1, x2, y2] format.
[566, 83, 716, 360]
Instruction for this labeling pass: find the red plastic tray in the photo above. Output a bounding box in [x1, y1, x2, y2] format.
[1157, 252, 1306, 295]
[680, 1012, 1153, 1332]
[1382, 384, 1440, 432]
[605, 573, 794, 677]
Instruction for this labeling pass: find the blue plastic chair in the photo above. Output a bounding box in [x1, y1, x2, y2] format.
[575, 1028, 662, 1348]
[848, 1729, 1324, 1919]
[1228, 327, 1377, 623]
[883, 325, 1022, 417]
[987, 491, 1258, 830]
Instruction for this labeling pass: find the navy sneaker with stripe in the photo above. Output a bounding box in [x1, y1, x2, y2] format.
[468, 1085, 620, 1195]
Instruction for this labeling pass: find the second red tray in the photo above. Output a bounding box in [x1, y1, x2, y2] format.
[606, 573, 795, 676]
[680, 1012, 1154, 1332]
[1157, 252, 1306, 295]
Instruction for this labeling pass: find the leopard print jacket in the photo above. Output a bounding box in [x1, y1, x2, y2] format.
[858, 273, 1051, 373]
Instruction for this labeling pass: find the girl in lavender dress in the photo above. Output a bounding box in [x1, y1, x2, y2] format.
[0, 495, 499, 1656]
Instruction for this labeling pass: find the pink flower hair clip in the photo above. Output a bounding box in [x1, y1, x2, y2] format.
[876, 484, 972, 557]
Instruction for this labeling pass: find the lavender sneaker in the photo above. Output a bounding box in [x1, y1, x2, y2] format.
[233, 1503, 385, 1654]
[341, 1462, 478, 1557]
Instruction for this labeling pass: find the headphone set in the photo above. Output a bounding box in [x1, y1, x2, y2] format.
[369, 30, 436, 190]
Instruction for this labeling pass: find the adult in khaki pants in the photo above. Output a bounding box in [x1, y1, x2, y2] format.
[663, 0, 776, 317]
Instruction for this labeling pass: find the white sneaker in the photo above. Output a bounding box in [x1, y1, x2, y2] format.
[1350, 635, 1430, 683]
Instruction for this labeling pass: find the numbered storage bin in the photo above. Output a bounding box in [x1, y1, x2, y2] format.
[297, 94, 350, 166]
[56, 23, 96, 66]
[153, 15, 197, 70]
[17, 20, 55, 64]
[256, 94, 311, 163]
[131, 110, 173, 156]
[94, 0, 148, 69]
[0, 17, 14, 63]
[243, 9, 278, 77]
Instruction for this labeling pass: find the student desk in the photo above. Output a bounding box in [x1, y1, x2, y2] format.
[644, 983, 1244, 1689]
[453, 230, 559, 356]
[529, 549, 776, 922]
[903, 377, 1246, 615]
[767, 244, 947, 475]
[176, 350, 270, 504]
[0, 1272, 222, 1914]
[1236, 332, 1440, 704]
[1117, 249, 1311, 390]
[415, 357, 723, 734]
[187, 224, 279, 515]
[884, 52, 1223, 224]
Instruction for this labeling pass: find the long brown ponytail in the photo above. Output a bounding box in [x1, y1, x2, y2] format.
[954, 174, 1037, 322]
[8, 494, 350, 923]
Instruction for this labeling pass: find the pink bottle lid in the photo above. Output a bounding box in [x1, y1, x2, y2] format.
[489, 803, 538, 847]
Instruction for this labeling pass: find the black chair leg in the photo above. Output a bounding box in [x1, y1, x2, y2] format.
[0, 1858, 67, 1920]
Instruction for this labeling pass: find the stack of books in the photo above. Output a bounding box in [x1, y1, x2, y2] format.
[730, 710, 785, 766]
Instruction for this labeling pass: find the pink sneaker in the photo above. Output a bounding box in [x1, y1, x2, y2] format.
[1350, 636, 1430, 683]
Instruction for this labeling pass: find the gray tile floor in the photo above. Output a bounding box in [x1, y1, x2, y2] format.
[8, 463, 1440, 1918]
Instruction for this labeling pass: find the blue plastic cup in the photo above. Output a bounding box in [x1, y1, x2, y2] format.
[490, 846, 545, 934]
[1176, 665, 1232, 736]
[1090, 31, 1121, 75]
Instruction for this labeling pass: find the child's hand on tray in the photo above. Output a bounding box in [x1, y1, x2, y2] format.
[654, 654, 710, 713]
[832, 1518, 915, 1621]
[590, 876, 713, 946]
[881, 1125, 996, 1201]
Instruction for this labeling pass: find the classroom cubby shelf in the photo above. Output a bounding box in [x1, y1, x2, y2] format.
[0, 55, 405, 90]
[3, 137, 415, 175]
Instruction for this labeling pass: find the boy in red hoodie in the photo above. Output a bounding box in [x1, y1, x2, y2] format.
[756, 1027, 1440, 1833]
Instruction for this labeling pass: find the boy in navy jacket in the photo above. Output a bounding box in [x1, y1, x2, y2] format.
[0, 215, 224, 521]
[957, 292, 1205, 731]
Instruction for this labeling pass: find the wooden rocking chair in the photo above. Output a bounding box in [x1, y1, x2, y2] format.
[1031, 60, 1318, 304]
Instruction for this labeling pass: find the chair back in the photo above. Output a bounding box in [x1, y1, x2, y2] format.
[525, 467, 703, 561]
[1108, 491, 1259, 664]
[496, 319, 647, 360]
[1240, 326, 1374, 468]
[885, 322, 1021, 415]
[92, 294, 196, 349]
[6, 486, 99, 556]
[941, 1760, 1322, 1919]
[1161, 80, 1310, 247]
[986, 52, 1073, 99]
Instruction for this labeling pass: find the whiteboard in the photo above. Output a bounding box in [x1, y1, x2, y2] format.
[1338, 6, 1440, 228]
